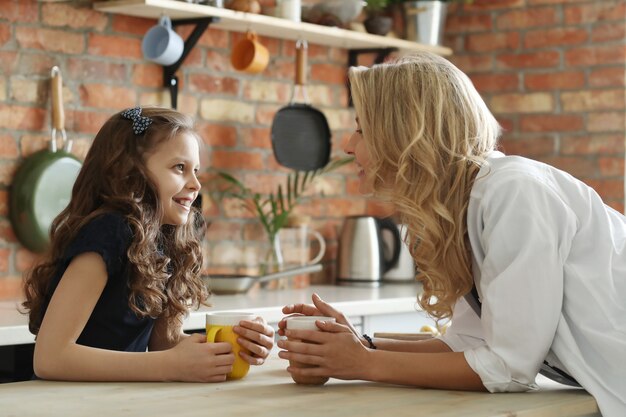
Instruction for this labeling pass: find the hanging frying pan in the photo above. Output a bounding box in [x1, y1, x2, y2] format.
[271, 40, 331, 171]
[9, 66, 82, 253]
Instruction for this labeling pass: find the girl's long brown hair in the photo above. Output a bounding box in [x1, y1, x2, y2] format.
[22, 107, 208, 340]
[349, 53, 500, 322]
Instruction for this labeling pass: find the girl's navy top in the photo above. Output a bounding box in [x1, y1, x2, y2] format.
[41, 212, 155, 352]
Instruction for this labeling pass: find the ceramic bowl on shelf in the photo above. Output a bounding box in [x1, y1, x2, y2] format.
[303, 0, 365, 26]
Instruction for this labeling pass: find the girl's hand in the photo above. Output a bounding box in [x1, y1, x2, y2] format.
[169, 333, 235, 382]
[277, 320, 371, 381]
[233, 317, 275, 365]
[277, 293, 360, 338]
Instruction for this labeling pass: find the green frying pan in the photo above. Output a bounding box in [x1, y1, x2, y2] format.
[9, 67, 82, 253]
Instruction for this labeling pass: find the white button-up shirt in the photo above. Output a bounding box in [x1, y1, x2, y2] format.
[439, 152, 626, 417]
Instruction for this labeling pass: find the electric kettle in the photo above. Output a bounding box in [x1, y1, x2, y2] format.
[336, 216, 401, 286]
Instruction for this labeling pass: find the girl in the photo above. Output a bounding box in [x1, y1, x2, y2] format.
[23, 107, 274, 382]
[277, 53, 625, 416]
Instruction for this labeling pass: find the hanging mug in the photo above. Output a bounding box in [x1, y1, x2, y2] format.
[230, 31, 269, 74]
[141, 15, 184, 66]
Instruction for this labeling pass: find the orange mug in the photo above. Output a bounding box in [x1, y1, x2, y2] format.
[231, 31, 269, 74]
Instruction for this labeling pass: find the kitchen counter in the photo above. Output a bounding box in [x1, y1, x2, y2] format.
[0, 284, 422, 346]
[0, 355, 599, 417]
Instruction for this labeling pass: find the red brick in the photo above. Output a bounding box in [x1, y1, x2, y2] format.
[520, 115, 584, 132]
[564, 2, 626, 25]
[466, 32, 520, 53]
[130, 63, 162, 88]
[589, 112, 626, 133]
[542, 156, 597, 178]
[67, 58, 127, 83]
[565, 45, 626, 67]
[16, 248, 43, 273]
[71, 110, 112, 135]
[0, 22, 10, 47]
[449, 55, 494, 73]
[189, 74, 239, 95]
[311, 63, 347, 85]
[79, 83, 137, 110]
[111, 14, 154, 36]
[499, 136, 556, 157]
[585, 179, 624, 200]
[445, 14, 493, 34]
[496, 7, 558, 30]
[491, 92, 554, 114]
[524, 28, 588, 49]
[589, 67, 625, 88]
[0, 51, 17, 75]
[0, 219, 17, 244]
[15, 52, 56, 76]
[240, 127, 271, 149]
[0, 105, 46, 131]
[598, 157, 624, 177]
[592, 22, 626, 43]
[524, 71, 585, 91]
[16, 27, 85, 54]
[198, 27, 230, 49]
[470, 73, 519, 92]
[88, 33, 142, 59]
[0, 276, 23, 301]
[465, 0, 525, 11]
[18, 134, 50, 157]
[497, 51, 560, 69]
[211, 150, 265, 170]
[0, 248, 9, 273]
[0, 1, 38, 22]
[42, 3, 108, 30]
[528, 0, 590, 4]
[606, 201, 624, 214]
[255, 104, 281, 126]
[0, 135, 18, 158]
[196, 123, 238, 147]
[561, 134, 625, 155]
[561, 90, 625, 112]
[203, 50, 231, 74]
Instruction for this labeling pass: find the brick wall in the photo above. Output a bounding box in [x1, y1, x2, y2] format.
[0, 0, 624, 300]
[445, 0, 626, 211]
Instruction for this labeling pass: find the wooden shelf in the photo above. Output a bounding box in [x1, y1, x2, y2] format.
[94, 0, 452, 56]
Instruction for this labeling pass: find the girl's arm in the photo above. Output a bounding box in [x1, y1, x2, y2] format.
[278, 321, 485, 391]
[149, 315, 189, 351]
[34, 252, 234, 382]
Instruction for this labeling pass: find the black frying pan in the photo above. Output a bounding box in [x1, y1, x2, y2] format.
[271, 40, 331, 171]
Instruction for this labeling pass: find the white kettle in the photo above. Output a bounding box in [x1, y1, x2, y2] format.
[382, 223, 416, 283]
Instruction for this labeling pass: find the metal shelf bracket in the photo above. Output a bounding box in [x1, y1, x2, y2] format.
[347, 47, 397, 107]
[165, 17, 220, 109]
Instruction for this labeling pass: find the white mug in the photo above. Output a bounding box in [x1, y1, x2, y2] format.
[141, 15, 184, 66]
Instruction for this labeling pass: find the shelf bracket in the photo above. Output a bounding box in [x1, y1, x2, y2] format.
[347, 48, 397, 107]
[164, 17, 220, 109]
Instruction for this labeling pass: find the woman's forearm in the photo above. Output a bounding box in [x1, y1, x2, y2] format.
[364, 350, 486, 391]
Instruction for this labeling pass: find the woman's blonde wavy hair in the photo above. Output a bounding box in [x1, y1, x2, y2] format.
[349, 53, 500, 322]
[23, 107, 208, 340]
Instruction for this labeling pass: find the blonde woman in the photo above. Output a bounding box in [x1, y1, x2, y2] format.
[277, 53, 625, 417]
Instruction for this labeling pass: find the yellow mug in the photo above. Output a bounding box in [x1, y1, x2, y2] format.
[206, 312, 256, 380]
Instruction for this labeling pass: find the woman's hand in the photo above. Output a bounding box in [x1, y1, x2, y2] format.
[233, 316, 275, 365]
[277, 293, 360, 339]
[168, 333, 235, 382]
[277, 320, 371, 381]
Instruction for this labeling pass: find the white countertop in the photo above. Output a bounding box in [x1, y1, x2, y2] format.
[0, 283, 422, 346]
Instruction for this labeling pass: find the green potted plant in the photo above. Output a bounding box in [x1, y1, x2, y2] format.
[363, 0, 393, 36]
[212, 157, 353, 273]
